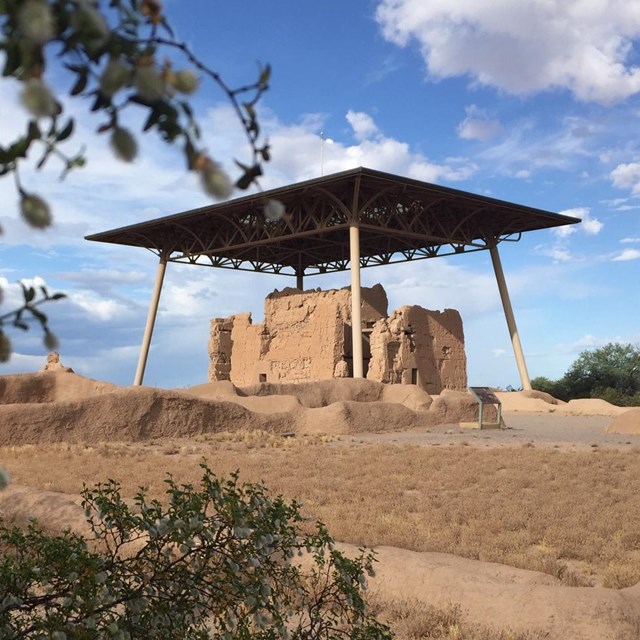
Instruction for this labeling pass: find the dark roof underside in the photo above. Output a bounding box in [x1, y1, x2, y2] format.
[86, 167, 580, 276]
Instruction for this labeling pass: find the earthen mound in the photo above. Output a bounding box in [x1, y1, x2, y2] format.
[522, 389, 565, 405]
[564, 398, 629, 416]
[606, 408, 640, 434]
[496, 391, 625, 416]
[0, 387, 296, 445]
[239, 378, 387, 407]
[302, 401, 423, 435]
[184, 381, 303, 414]
[429, 389, 479, 424]
[0, 370, 118, 404]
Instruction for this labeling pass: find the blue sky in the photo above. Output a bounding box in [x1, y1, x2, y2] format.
[1, 0, 640, 389]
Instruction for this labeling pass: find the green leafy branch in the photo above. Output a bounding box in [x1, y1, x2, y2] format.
[0, 283, 66, 362]
[0, 463, 391, 639]
[0, 0, 272, 360]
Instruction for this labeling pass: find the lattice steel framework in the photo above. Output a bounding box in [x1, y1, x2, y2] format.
[86, 167, 580, 276]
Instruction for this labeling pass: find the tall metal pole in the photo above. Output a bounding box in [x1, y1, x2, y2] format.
[296, 271, 304, 290]
[349, 224, 364, 378]
[133, 254, 168, 386]
[489, 242, 532, 390]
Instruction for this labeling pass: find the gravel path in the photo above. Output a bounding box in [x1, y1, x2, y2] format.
[339, 412, 640, 451]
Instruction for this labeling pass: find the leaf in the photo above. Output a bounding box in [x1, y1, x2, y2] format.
[143, 107, 161, 132]
[50, 293, 67, 300]
[258, 64, 271, 89]
[27, 121, 41, 142]
[13, 320, 29, 332]
[56, 119, 75, 142]
[70, 72, 88, 96]
[24, 287, 36, 303]
[235, 163, 262, 190]
[90, 92, 111, 112]
[2, 43, 20, 77]
[9, 138, 30, 159]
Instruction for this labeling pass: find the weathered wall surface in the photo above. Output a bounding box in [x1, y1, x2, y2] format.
[208, 284, 467, 392]
[367, 306, 467, 394]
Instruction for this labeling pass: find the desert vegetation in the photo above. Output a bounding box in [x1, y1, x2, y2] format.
[3, 434, 640, 590]
[532, 342, 640, 406]
[0, 463, 391, 640]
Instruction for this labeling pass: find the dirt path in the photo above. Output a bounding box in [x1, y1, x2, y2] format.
[339, 412, 640, 451]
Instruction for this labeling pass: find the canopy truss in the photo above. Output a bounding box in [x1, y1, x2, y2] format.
[86, 167, 579, 277]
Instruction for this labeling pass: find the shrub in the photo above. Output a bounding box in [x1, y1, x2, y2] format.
[0, 464, 391, 639]
[533, 343, 640, 406]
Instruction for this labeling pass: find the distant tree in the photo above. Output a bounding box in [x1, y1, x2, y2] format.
[532, 343, 640, 406]
[529, 376, 563, 399]
[0, 464, 391, 640]
[0, 0, 271, 360]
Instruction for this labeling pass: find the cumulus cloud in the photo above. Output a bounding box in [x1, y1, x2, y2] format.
[260, 108, 478, 186]
[612, 248, 640, 261]
[375, 0, 640, 103]
[346, 110, 380, 142]
[457, 105, 502, 141]
[553, 207, 603, 237]
[611, 162, 640, 194]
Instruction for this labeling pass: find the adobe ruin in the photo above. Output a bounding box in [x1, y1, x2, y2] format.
[208, 284, 467, 394]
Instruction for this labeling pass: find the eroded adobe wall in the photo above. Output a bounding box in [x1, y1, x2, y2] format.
[208, 285, 389, 386]
[367, 305, 467, 394]
[208, 284, 466, 392]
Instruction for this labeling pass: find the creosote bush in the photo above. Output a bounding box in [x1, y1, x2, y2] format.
[0, 463, 391, 639]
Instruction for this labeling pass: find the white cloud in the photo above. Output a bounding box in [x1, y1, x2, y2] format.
[612, 248, 640, 261]
[611, 162, 640, 194]
[457, 105, 502, 141]
[258, 107, 478, 186]
[346, 110, 380, 142]
[554, 207, 603, 236]
[375, 0, 640, 103]
[621, 237, 640, 243]
[70, 292, 136, 322]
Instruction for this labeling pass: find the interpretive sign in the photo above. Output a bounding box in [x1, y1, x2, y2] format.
[469, 387, 500, 405]
[467, 386, 502, 429]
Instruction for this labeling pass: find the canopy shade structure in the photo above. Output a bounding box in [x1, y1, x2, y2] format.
[86, 167, 581, 389]
[86, 167, 580, 277]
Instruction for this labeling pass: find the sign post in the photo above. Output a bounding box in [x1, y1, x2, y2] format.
[463, 387, 503, 429]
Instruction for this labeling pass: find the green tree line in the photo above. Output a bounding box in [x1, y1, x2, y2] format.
[532, 342, 640, 407]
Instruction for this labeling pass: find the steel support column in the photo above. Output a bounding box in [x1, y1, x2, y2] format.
[489, 243, 532, 390]
[349, 224, 364, 378]
[296, 272, 304, 290]
[133, 255, 168, 386]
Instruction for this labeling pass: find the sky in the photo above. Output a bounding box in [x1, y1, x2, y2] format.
[1, 0, 640, 390]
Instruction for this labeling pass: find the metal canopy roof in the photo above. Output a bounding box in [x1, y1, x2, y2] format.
[86, 167, 580, 277]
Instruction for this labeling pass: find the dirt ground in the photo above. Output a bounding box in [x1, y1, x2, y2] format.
[344, 412, 640, 451]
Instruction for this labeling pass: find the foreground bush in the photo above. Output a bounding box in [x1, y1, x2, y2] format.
[0, 464, 390, 639]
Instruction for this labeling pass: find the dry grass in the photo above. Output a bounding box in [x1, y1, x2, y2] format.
[2, 437, 640, 588]
[371, 597, 546, 640]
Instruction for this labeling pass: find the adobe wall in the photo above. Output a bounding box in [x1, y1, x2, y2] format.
[208, 284, 467, 392]
[367, 305, 467, 394]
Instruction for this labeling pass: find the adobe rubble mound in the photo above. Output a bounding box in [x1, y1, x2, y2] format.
[208, 284, 467, 394]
